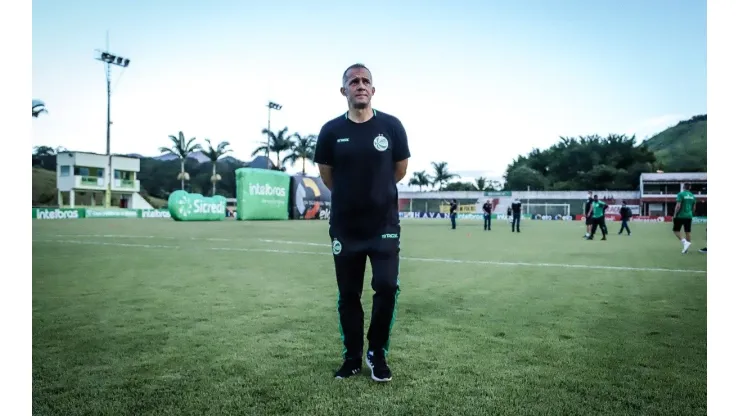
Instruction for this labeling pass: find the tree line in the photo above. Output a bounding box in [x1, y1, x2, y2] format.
[32, 126, 317, 200]
[32, 119, 704, 200]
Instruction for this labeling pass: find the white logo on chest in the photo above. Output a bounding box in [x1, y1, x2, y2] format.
[373, 134, 389, 152]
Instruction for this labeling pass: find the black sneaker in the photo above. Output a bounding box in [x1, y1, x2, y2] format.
[366, 350, 392, 382]
[699, 247, 707, 253]
[334, 358, 362, 379]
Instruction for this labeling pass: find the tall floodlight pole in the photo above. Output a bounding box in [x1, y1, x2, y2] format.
[95, 45, 131, 208]
[266, 101, 282, 168]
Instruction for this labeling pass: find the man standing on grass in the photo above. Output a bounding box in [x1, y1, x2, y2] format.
[482, 199, 492, 231]
[586, 194, 608, 240]
[618, 200, 632, 236]
[313, 63, 410, 383]
[673, 183, 696, 254]
[448, 199, 458, 229]
[510, 198, 522, 233]
[583, 191, 594, 238]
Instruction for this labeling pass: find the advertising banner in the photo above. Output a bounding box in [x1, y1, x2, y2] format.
[32, 208, 85, 219]
[605, 205, 640, 216]
[439, 204, 477, 214]
[167, 190, 226, 221]
[235, 168, 290, 220]
[140, 209, 171, 219]
[85, 208, 139, 219]
[530, 214, 573, 221]
[575, 214, 675, 222]
[399, 211, 484, 220]
[290, 175, 332, 220]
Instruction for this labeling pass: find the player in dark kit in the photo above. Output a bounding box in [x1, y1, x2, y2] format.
[482, 200, 492, 231]
[313, 63, 410, 383]
[510, 198, 522, 233]
[448, 199, 458, 229]
[618, 200, 632, 236]
[583, 191, 594, 238]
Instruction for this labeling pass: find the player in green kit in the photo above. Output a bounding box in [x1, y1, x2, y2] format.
[586, 194, 608, 240]
[673, 184, 696, 254]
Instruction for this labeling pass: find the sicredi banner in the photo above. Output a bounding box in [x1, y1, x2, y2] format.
[235, 168, 290, 220]
[167, 191, 226, 221]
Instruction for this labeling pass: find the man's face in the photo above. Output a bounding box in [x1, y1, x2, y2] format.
[341, 67, 375, 109]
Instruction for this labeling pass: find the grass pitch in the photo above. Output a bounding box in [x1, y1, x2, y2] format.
[32, 218, 707, 416]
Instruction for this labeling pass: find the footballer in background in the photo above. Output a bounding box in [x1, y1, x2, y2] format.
[586, 194, 609, 241]
[673, 184, 696, 254]
[583, 191, 594, 238]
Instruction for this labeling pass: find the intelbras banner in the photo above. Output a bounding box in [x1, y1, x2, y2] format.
[235, 168, 290, 220]
[290, 175, 332, 220]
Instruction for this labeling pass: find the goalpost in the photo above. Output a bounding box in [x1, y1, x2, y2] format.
[522, 203, 571, 217]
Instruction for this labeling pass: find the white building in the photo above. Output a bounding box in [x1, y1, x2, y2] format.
[55, 151, 152, 209]
[639, 172, 707, 216]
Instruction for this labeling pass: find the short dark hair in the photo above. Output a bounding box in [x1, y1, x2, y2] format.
[342, 63, 371, 85]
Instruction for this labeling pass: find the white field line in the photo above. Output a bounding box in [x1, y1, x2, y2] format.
[261, 239, 707, 275]
[37, 236, 707, 275]
[258, 238, 328, 247]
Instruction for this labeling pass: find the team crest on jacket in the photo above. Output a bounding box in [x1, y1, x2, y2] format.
[332, 239, 342, 255]
[373, 134, 389, 152]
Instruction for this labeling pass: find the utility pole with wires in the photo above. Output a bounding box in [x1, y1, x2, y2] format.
[94, 32, 131, 208]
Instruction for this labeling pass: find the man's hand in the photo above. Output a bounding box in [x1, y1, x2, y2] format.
[318, 164, 333, 190]
[394, 159, 408, 183]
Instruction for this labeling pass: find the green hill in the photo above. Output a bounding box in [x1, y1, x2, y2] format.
[32, 167, 58, 205]
[643, 115, 706, 172]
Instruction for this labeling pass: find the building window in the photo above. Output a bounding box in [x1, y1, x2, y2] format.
[643, 184, 664, 195]
[695, 182, 707, 195]
[665, 184, 681, 194]
[60, 166, 70, 177]
[115, 170, 132, 180]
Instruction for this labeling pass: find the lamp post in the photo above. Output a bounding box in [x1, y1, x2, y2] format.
[95, 48, 131, 208]
[266, 101, 282, 168]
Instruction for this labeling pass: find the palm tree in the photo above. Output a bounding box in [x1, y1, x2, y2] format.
[430, 161, 458, 189]
[408, 171, 432, 191]
[158, 131, 202, 190]
[32, 99, 47, 118]
[251, 127, 294, 169]
[203, 139, 232, 196]
[282, 134, 317, 175]
[475, 176, 490, 191]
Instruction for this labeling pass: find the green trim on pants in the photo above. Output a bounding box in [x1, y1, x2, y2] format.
[383, 261, 401, 355]
[337, 291, 347, 358]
